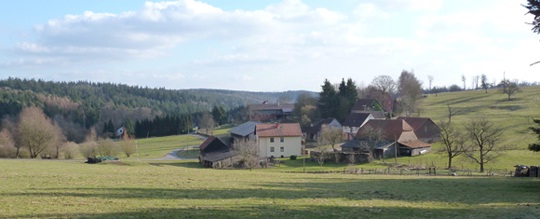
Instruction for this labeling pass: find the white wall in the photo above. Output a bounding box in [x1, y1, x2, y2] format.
[258, 136, 302, 158]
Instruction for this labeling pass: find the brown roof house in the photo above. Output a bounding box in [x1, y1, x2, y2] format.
[342, 119, 431, 159]
[199, 136, 239, 168]
[248, 103, 294, 122]
[256, 123, 303, 158]
[342, 113, 381, 140]
[397, 117, 441, 143]
[304, 118, 342, 142]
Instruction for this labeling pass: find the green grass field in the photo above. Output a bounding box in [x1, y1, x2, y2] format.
[1, 159, 539, 218]
[3, 86, 540, 218]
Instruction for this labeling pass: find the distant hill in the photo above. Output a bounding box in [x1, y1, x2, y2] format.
[419, 86, 540, 149]
[0, 78, 316, 141]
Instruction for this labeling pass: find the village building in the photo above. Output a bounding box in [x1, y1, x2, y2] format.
[228, 121, 259, 142]
[397, 117, 441, 143]
[198, 136, 239, 168]
[256, 123, 303, 158]
[342, 113, 378, 140]
[343, 119, 432, 159]
[304, 118, 341, 141]
[248, 102, 294, 122]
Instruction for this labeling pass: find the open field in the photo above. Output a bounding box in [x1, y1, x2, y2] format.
[1, 159, 540, 218]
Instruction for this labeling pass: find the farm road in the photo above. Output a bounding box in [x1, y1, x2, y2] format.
[156, 133, 206, 160]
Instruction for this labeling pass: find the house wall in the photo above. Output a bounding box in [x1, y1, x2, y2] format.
[258, 136, 302, 158]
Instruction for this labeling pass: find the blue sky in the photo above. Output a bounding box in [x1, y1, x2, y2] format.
[0, 0, 539, 91]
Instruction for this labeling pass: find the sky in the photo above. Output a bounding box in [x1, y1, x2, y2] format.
[0, 0, 539, 92]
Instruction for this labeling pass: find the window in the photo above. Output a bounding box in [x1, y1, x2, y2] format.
[280, 137, 284, 142]
[280, 147, 284, 152]
[270, 147, 275, 152]
[270, 137, 274, 143]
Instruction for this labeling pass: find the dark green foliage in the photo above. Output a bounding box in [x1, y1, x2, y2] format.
[529, 119, 540, 152]
[318, 79, 338, 119]
[336, 78, 358, 122]
[318, 78, 357, 122]
[212, 105, 227, 126]
[0, 78, 313, 140]
[524, 0, 540, 34]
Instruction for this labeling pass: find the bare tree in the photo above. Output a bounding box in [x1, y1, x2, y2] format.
[447, 104, 460, 123]
[119, 134, 136, 158]
[362, 126, 384, 161]
[79, 141, 98, 158]
[428, 75, 434, 92]
[397, 70, 423, 116]
[437, 120, 466, 169]
[0, 129, 16, 158]
[461, 75, 467, 90]
[233, 139, 260, 170]
[61, 142, 78, 159]
[499, 79, 521, 100]
[199, 112, 215, 135]
[15, 107, 65, 158]
[481, 74, 489, 93]
[313, 148, 327, 167]
[471, 75, 480, 90]
[463, 116, 506, 173]
[97, 138, 119, 157]
[371, 75, 396, 94]
[321, 125, 342, 151]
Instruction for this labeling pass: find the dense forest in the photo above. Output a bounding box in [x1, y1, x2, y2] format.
[0, 78, 312, 142]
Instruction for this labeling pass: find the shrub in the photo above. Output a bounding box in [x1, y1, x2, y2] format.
[62, 142, 79, 159]
[97, 139, 119, 157]
[79, 141, 98, 158]
[290, 155, 297, 160]
[0, 144, 17, 158]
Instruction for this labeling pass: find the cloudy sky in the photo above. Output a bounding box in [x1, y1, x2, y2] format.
[0, 0, 538, 91]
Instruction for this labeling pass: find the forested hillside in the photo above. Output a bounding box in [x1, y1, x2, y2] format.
[0, 78, 313, 142]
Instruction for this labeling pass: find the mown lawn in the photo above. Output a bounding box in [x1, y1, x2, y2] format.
[0, 159, 539, 218]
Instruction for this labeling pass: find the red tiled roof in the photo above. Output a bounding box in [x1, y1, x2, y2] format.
[256, 123, 302, 137]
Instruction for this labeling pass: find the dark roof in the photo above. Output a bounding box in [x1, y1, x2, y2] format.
[306, 118, 340, 134]
[351, 99, 383, 112]
[199, 136, 230, 154]
[228, 121, 259, 137]
[399, 140, 431, 148]
[397, 117, 434, 131]
[256, 123, 302, 137]
[200, 151, 239, 162]
[342, 113, 372, 127]
[249, 103, 294, 111]
[341, 140, 366, 149]
[356, 119, 416, 142]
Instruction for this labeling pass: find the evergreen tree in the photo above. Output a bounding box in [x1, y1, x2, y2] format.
[318, 79, 337, 119]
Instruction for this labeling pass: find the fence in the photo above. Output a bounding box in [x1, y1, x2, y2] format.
[283, 166, 517, 177]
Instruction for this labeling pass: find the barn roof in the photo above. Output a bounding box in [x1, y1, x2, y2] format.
[342, 113, 372, 127]
[356, 119, 416, 142]
[397, 117, 434, 130]
[228, 121, 259, 137]
[256, 123, 302, 137]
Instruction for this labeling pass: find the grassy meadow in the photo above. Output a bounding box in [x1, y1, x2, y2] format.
[3, 86, 540, 218]
[1, 159, 540, 219]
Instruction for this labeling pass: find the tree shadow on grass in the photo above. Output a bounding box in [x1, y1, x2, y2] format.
[148, 161, 202, 169]
[11, 202, 540, 219]
[6, 177, 540, 205]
